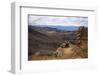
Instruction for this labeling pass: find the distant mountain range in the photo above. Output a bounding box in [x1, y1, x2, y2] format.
[49, 26, 79, 31]
[29, 25, 87, 31]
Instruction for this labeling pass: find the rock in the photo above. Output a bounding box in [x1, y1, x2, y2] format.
[34, 52, 40, 56]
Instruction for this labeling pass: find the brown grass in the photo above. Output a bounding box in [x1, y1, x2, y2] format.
[29, 45, 88, 61]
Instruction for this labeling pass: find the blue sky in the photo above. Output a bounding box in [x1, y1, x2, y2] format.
[28, 15, 88, 27]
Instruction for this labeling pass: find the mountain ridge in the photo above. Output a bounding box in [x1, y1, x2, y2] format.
[29, 25, 87, 31]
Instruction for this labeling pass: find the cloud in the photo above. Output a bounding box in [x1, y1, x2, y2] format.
[28, 15, 88, 26]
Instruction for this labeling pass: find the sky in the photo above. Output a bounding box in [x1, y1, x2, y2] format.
[28, 15, 88, 27]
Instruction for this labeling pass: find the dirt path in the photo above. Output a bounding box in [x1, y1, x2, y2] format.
[62, 47, 73, 55]
[29, 46, 86, 60]
[29, 47, 74, 60]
